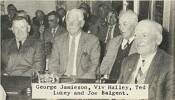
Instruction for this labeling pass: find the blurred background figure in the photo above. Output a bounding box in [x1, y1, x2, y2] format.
[105, 10, 120, 47]
[43, 11, 66, 60]
[95, 4, 110, 62]
[1, 4, 17, 40]
[17, 10, 31, 25]
[32, 10, 48, 39]
[56, 7, 66, 28]
[79, 2, 98, 34]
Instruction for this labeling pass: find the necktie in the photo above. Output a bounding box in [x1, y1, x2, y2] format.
[65, 36, 76, 76]
[135, 60, 145, 84]
[52, 28, 56, 37]
[123, 41, 129, 49]
[18, 41, 22, 50]
[105, 26, 113, 43]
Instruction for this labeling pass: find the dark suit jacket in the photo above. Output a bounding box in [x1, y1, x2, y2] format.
[100, 35, 137, 75]
[31, 17, 48, 38]
[96, 18, 120, 42]
[48, 31, 101, 79]
[43, 26, 66, 43]
[118, 49, 175, 100]
[1, 37, 45, 76]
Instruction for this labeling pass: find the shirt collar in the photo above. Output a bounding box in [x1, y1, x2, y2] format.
[123, 36, 135, 44]
[140, 51, 157, 63]
[69, 31, 81, 39]
[16, 38, 26, 44]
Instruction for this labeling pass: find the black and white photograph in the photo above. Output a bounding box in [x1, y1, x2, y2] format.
[0, 0, 175, 100]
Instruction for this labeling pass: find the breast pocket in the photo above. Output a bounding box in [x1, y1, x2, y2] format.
[80, 52, 92, 72]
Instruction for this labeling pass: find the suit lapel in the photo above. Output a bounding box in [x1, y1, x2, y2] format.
[9, 39, 18, 54]
[144, 50, 162, 84]
[125, 54, 139, 83]
[76, 32, 86, 73]
[19, 37, 32, 53]
[62, 33, 69, 72]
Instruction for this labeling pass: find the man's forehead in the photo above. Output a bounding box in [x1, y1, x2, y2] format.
[13, 20, 27, 26]
[119, 17, 132, 23]
[67, 13, 78, 20]
[48, 15, 56, 19]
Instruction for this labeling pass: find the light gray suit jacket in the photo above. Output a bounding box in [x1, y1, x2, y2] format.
[118, 49, 175, 100]
[100, 35, 137, 75]
[48, 31, 101, 79]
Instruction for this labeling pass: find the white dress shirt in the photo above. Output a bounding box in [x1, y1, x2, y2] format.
[121, 36, 135, 50]
[133, 51, 157, 83]
[16, 39, 26, 49]
[51, 26, 59, 37]
[68, 32, 81, 76]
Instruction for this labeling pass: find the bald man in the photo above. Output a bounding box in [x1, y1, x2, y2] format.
[100, 10, 138, 81]
[48, 9, 100, 79]
[118, 20, 174, 100]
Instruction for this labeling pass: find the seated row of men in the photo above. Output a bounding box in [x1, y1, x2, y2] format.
[1, 7, 174, 100]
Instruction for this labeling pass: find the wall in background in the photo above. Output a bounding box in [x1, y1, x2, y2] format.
[4, 0, 56, 18]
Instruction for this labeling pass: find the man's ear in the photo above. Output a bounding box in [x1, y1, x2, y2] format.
[80, 20, 85, 28]
[57, 18, 59, 23]
[27, 25, 31, 32]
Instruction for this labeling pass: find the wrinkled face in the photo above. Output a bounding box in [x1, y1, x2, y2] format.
[66, 13, 82, 36]
[119, 17, 136, 39]
[48, 15, 58, 28]
[12, 20, 29, 40]
[135, 26, 157, 57]
[107, 12, 117, 25]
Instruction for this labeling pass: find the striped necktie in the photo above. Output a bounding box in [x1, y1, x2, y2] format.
[135, 60, 145, 84]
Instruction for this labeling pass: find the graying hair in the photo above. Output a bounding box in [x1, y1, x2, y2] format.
[135, 20, 163, 45]
[66, 9, 84, 21]
[119, 10, 138, 25]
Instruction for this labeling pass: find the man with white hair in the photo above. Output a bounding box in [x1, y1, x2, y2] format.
[118, 20, 174, 100]
[48, 9, 100, 79]
[100, 10, 138, 81]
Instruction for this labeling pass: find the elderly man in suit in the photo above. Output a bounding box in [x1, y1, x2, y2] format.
[1, 16, 44, 76]
[118, 20, 174, 100]
[100, 10, 138, 81]
[48, 9, 101, 79]
[43, 11, 66, 43]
